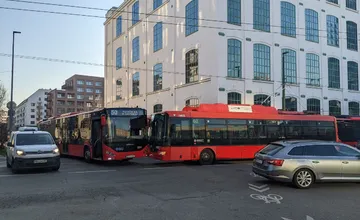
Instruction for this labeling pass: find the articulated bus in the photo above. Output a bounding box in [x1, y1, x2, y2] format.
[148, 104, 338, 165]
[336, 116, 360, 148]
[38, 108, 148, 162]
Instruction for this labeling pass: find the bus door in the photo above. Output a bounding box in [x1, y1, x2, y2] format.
[91, 119, 103, 159]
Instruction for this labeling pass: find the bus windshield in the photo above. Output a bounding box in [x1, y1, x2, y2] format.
[105, 115, 147, 143]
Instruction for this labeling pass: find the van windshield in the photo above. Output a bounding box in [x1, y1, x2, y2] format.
[16, 134, 55, 146]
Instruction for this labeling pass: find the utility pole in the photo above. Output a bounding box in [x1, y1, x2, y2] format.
[282, 51, 289, 111]
[9, 31, 21, 132]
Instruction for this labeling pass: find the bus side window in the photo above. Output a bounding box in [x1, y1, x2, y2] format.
[227, 119, 247, 145]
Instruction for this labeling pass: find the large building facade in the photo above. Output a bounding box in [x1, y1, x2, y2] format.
[104, 0, 360, 115]
[46, 74, 104, 117]
[15, 89, 50, 127]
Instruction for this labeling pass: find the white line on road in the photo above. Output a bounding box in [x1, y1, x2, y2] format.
[142, 167, 172, 170]
[68, 170, 117, 174]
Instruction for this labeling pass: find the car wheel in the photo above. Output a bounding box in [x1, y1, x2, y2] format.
[6, 156, 11, 168]
[293, 169, 314, 189]
[199, 149, 215, 165]
[84, 147, 92, 163]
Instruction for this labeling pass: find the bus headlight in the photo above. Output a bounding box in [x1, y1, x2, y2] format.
[16, 150, 25, 156]
[158, 151, 166, 156]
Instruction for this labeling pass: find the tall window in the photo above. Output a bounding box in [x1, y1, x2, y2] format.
[132, 37, 140, 63]
[253, 0, 270, 32]
[346, 0, 357, 10]
[327, 0, 338, 4]
[228, 92, 242, 104]
[185, 49, 199, 83]
[346, 21, 358, 51]
[153, 0, 162, 10]
[285, 97, 297, 111]
[348, 61, 359, 91]
[185, 98, 200, 107]
[185, 0, 199, 36]
[153, 104, 163, 113]
[306, 53, 320, 86]
[116, 47, 122, 69]
[115, 79, 122, 100]
[228, 0, 241, 25]
[116, 16, 122, 37]
[132, 72, 140, 96]
[154, 22, 163, 52]
[282, 49, 297, 84]
[227, 39, 242, 78]
[132, 1, 139, 25]
[254, 94, 271, 106]
[281, 2, 296, 37]
[153, 63, 163, 91]
[327, 15, 339, 47]
[307, 98, 321, 114]
[305, 9, 319, 43]
[329, 100, 341, 116]
[328, 57, 340, 89]
[253, 44, 271, 81]
[349, 102, 360, 116]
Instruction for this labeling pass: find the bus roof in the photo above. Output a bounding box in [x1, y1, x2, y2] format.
[336, 115, 360, 121]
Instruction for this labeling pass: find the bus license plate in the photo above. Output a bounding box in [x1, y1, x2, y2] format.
[34, 159, 47, 164]
[255, 159, 263, 164]
[126, 155, 135, 159]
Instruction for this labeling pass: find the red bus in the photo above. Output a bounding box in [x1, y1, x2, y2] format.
[38, 108, 148, 162]
[148, 104, 339, 165]
[336, 116, 360, 148]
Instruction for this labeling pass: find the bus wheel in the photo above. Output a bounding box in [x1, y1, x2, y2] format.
[199, 149, 215, 165]
[84, 147, 92, 163]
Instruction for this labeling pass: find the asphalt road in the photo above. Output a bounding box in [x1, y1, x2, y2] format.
[0, 156, 359, 220]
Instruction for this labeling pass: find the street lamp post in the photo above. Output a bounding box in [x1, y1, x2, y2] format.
[9, 31, 21, 132]
[282, 51, 289, 111]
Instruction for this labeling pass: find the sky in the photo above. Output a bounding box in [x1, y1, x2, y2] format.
[0, 0, 123, 105]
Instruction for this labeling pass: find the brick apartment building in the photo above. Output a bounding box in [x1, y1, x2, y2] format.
[46, 74, 104, 118]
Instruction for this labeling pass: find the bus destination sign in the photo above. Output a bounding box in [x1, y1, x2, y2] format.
[109, 109, 144, 116]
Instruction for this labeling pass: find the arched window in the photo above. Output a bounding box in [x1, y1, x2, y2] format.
[132, 72, 140, 96]
[282, 49, 297, 83]
[153, 63, 163, 91]
[153, 0, 163, 10]
[116, 16, 122, 37]
[348, 61, 359, 91]
[132, 1, 139, 25]
[185, 49, 199, 83]
[327, 15, 339, 47]
[253, 44, 271, 81]
[253, 0, 270, 32]
[328, 57, 340, 89]
[346, 0, 357, 10]
[254, 94, 271, 106]
[227, 0, 241, 25]
[153, 22, 163, 52]
[153, 104, 163, 113]
[280, 1, 296, 37]
[227, 39, 242, 78]
[346, 21, 358, 51]
[305, 9, 319, 42]
[307, 98, 321, 114]
[185, 0, 199, 36]
[329, 100, 341, 116]
[349, 102, 360, 116]
[285, 97, 297, 111]
[185, 98, 200, 107]
[228, 92, 241, 104]
[306, 53, 320, 86]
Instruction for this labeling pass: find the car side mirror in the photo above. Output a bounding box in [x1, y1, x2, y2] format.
[7, 142, 12, 147]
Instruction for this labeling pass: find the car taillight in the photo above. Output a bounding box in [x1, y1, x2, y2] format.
[267, 159, 284, 166]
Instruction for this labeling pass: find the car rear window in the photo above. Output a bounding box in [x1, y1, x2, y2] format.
[259, 144, 285, 156]
[16, 134, 55, 146]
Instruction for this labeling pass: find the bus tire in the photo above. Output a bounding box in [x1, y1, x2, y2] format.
[84, 146, 92, 163]
[199, 149, 215, 165]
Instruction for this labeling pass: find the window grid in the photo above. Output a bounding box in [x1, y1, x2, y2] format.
[253, 0, 270, 32]
[116, 16, 122, 37]
[132, 37, 140, 63]
[153, 63, 163, 91]
[281, 2, 296, 37]
[132, 72, 140, 96]
[185, 0, 199, 36]
[132, 1, 139, 25]
[347, 21, 358, 51]
[282, 49, 297, 84]
[228, 92, 242, 104]
[349, 102, 360, 116]
[227, 39, 242, 78]
[346, 0, 356, 9]
[305, 9, 319, 43]
[285, 97, 297, 111]
[116, 47, 122, 70]
[328, 58, 340, 89]
[153, 0, 162, 10]
[329, 100, 341, 116]
[185, 98, 200, 107]
[306, 53, 320, 86]
[327, 15, 339, 47]
[228, 0, 241, 25]
[254, 94, 271, 106]
[154, 22, 163, 52]
[153, 104, 163, 113]
[348, 61, 359, 91]
[186, 49, 199, 83]
[307, 99, 321, 114]
[253, 44, 271, 81]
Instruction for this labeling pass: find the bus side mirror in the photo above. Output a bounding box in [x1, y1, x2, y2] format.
[101, 115, 106, 127]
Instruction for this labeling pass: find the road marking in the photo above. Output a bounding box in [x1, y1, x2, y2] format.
[248, 183, 270, 193]
[68, 170, 117, 174]
[142, 167, 174, 170]
[250, 194, 283, 204]
[0, 174, 14, 178]
[250, 172, 260, 178]
[281, 216, 314, 220]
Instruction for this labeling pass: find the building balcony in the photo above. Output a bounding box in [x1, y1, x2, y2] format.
[62, 83, 74, 90]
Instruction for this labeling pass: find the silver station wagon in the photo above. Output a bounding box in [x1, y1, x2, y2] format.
[252, 140, 360, 189]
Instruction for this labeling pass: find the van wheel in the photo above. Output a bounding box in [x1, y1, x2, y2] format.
[84, 147, 92, 163]
[293, 169, 314, 189]
[6, 156, 11, 168]
[199, 149, 215, 165]
[11, 160, 18, 174]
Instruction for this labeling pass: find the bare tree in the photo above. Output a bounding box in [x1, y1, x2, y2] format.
[0, 83, 7, 110]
